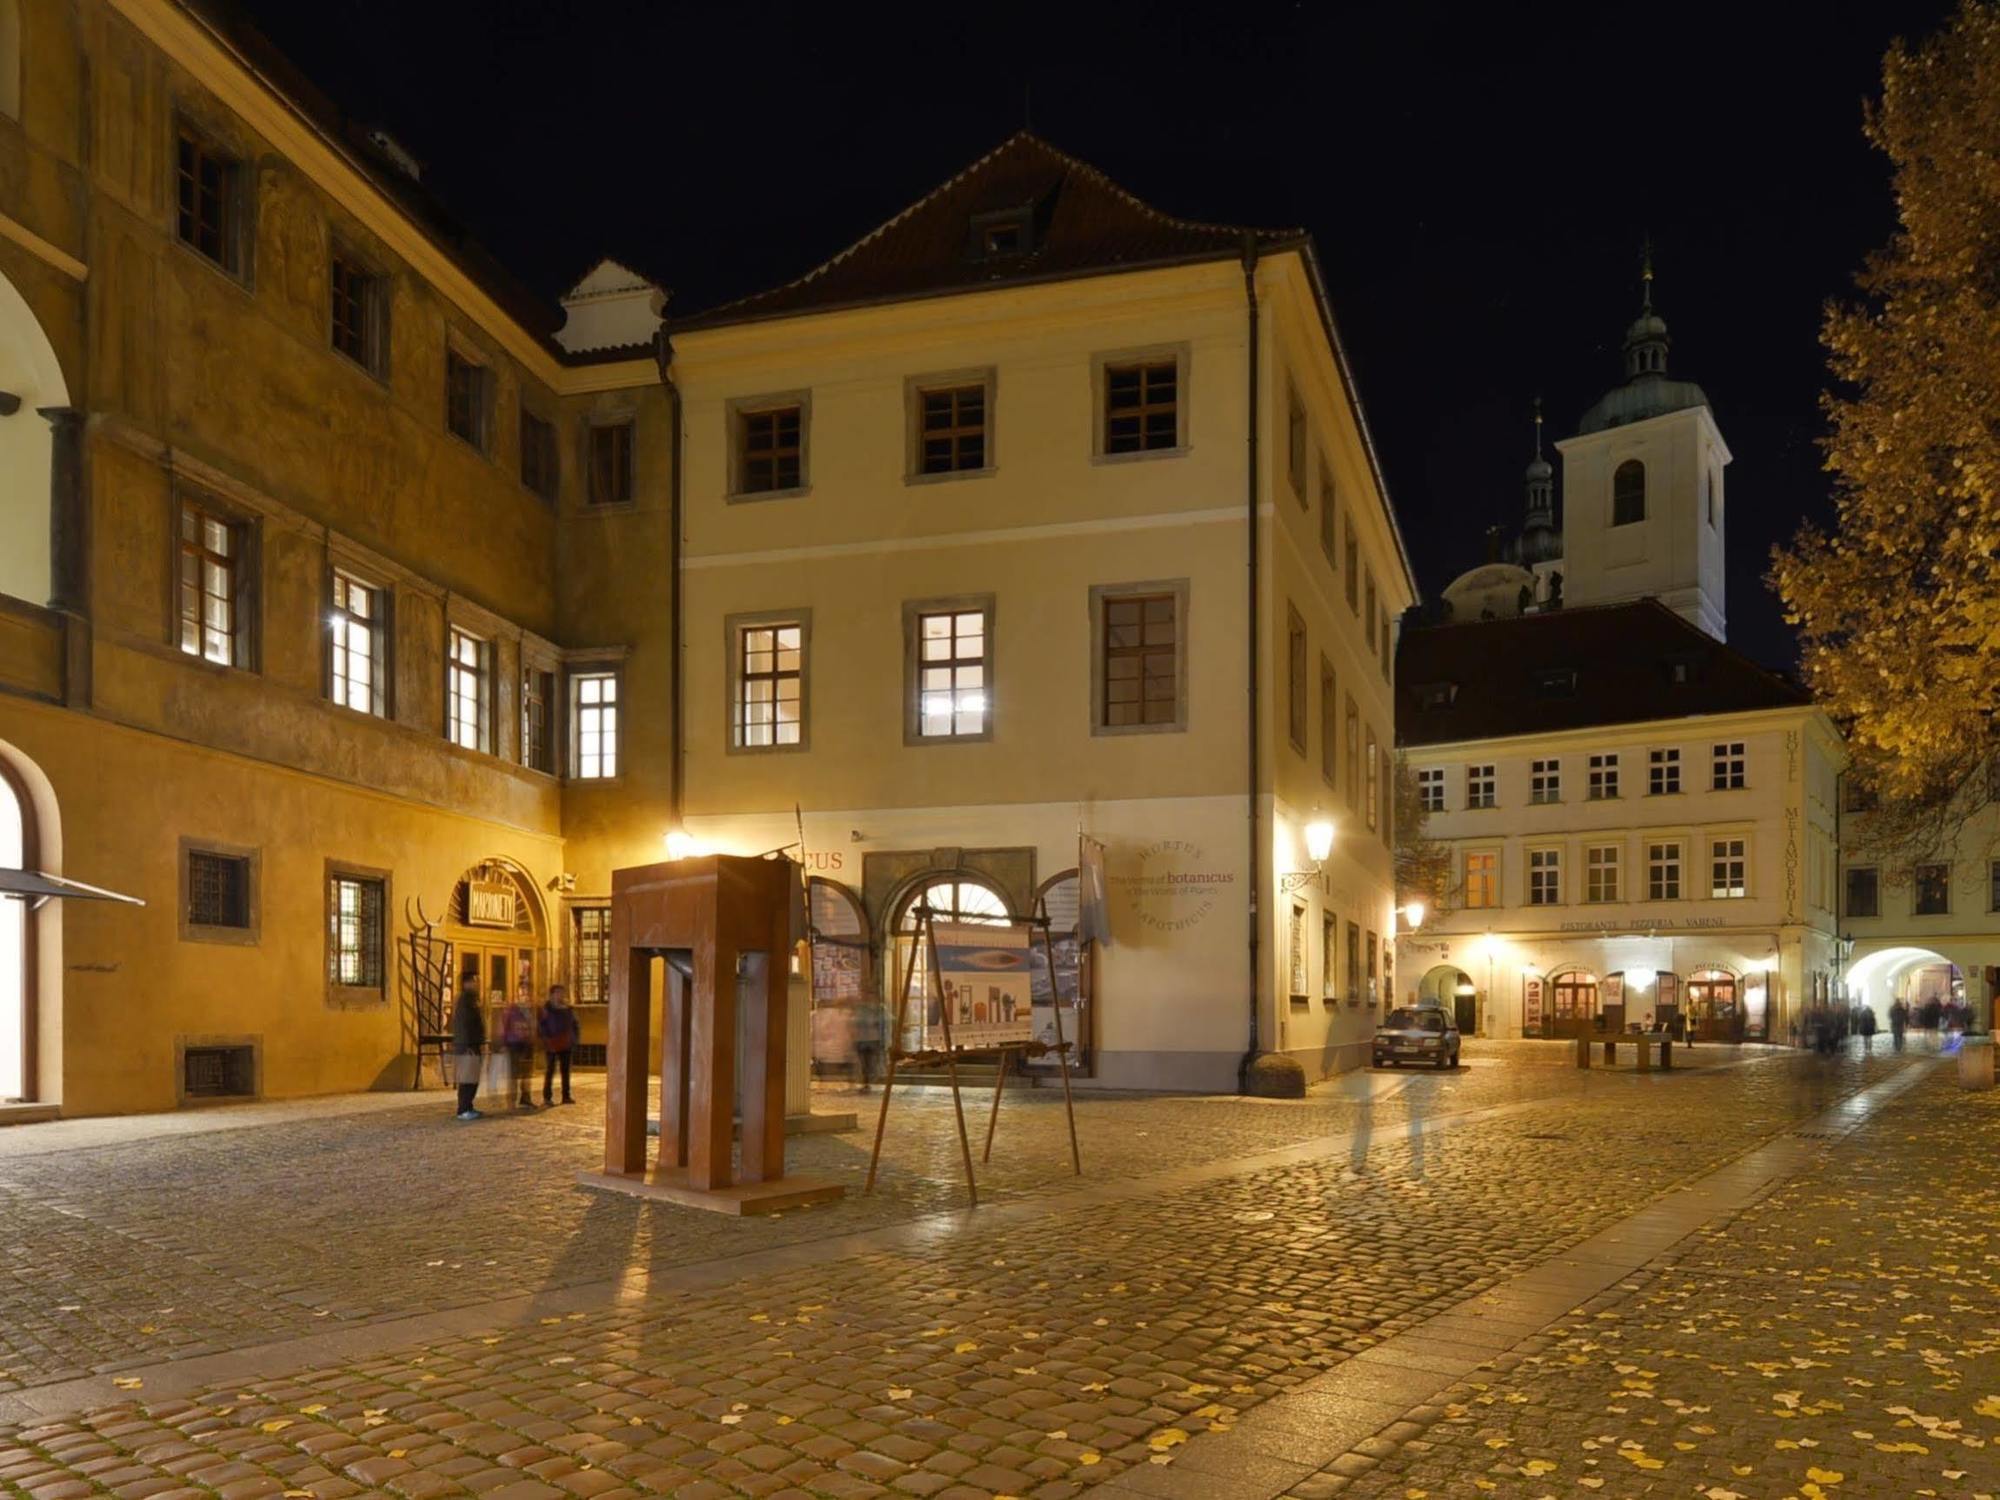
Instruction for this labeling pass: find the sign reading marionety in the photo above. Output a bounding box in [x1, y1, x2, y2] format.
[466, 880, 515, 928]
[1112, 840, 1236, 933]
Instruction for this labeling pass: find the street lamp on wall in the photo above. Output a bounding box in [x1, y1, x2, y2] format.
[1281, 817, 1335, 894]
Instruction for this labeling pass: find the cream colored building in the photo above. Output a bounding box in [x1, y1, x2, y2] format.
[668, 134, 1416, 1091]
[0, 0, 672, 1114]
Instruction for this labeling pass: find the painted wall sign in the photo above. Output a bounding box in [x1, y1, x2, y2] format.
[466, 880, 515, 928]
[1556, 915, 1728, 932]
[1112, 839, 1236, 933]
[1523, 977, 1543, 1032]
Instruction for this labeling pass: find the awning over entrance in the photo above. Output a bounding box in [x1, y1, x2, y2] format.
[0, 867, 145, 905]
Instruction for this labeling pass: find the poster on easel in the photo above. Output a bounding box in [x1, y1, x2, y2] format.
[932, 921, 1033, 1048]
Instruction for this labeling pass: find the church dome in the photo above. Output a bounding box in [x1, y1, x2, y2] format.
[1525, 453, 1552, 483]
[1578, 267, 1709, 434]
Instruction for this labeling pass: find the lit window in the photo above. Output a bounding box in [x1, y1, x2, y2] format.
[328, 874, 385, 989]
[1710, 838, 1748, 899]
[1585, 844, 1621, 903]
[571, 906, 611, 1004]
[1712, 741, 1746, 791]
[178, 502, 241, 667]
[1416, 767, 1445, 812]
[736, 620, 805, 749]
[446, 627, 490, 753]
[328, 569, 386, 717]
[1464, 851, 1497, 908]
[572, 671, 619, 778]
[913, 607, 989, 739]
[1587, 753, 1620, 801]
[1649, 747, 1680, 795]
[1321, 911, 1338, 1003]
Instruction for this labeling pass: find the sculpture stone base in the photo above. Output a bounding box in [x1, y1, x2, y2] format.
[578, 1166, 846, 1216]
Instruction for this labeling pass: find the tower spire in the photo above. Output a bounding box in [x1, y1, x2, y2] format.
[1532, 395, 1544, 460]
[1640, 234, 1654, 314]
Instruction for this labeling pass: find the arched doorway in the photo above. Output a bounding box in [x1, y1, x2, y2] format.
[1418, 964, 1477, 1034]
[1685, 967, 1743, 1042]
[886, 874, 1010, 1051]
[0, 757, 32, 1099]
[0, 265, 70, 607]
[1546, 968, 1599, 1040]
[441, 859, 549, 1025]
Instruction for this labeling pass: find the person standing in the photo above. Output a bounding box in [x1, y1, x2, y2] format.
[1890, 997, 1909, 1052]
[538, 983, 579, 1105]
[500, 984, 536, 1109]
[1859, 1005, 1878, 1050]
[450, 980, 485, 1120]
[852, 998, 885, 1093]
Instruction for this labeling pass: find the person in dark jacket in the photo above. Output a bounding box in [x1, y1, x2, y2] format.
[451, 981, 485, 1120]
[538, 983, 579, 1105]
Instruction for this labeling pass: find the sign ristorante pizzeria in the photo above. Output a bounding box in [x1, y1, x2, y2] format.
[1113, 839, 1237, 932]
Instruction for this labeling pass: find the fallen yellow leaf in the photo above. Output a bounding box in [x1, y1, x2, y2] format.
[112, 1378, 143, 1390]
[1806, 1469, 1844, 1485]
[259, 1418, 293, 1434]
[1078, 1452, 1101, 1466]
[1148, 1428, 1189, 1451]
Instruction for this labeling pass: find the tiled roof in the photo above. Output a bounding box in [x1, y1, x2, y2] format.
[1396, 599, 1809, 748]
[672, 130, 1304, 331]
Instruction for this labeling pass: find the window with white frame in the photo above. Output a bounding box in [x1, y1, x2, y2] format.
[328, 569, 386, 716]
[1463, 850, 1497, 908]
[571, 671, 619, 778]
[1712, 741, 1746, 790]
[1466, 763, 1496, 809]
[1647, 841, 1682, 901]
[911, 604, 990, 740]
[734, 618, 807, 749]
[1528, 847, 1561, 905]
[1417, 767, 1445, 812]
[1530, 758, 1560, 804]
[179, 501, 247, 667]
[1710, 837, 1747, 899]
[445, 627, 490, 753]
[1587, 752, 1619, 800]
[1649, 747, 1680, 795]
[1585, 844, 1621, 903]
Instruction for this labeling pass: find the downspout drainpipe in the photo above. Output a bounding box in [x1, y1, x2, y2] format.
[655, 330, 685, 831]
[1239, 235, 1262, 1092]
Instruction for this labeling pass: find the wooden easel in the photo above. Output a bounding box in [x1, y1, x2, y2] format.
[864, 905, 1081, 1206]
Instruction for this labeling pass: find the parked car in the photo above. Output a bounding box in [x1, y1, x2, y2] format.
[1373, 1005, 1461, 1069]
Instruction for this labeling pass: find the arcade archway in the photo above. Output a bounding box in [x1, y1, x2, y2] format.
[0, 265, 69, 607]
[1417, 963, 1477, 1033]
[885, 874, 1010, 1052]
[1847, 946, 1966, 1030]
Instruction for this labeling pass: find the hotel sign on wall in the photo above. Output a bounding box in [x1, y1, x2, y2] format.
[1112, 840, 1237, 934]
[466, 880, 516, 928]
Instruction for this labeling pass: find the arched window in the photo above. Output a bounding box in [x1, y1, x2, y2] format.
[0, 0, 18, 120]
[888, 876, 1010, 1051]
[0, 762, 29, 1100]
[1612, 460, 1645, 526]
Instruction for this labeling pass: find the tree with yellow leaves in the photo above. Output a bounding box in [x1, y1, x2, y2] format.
[1771, 0, 2000, 864]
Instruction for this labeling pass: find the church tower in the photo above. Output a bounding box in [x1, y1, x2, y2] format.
[1553, 257, 1730, 640]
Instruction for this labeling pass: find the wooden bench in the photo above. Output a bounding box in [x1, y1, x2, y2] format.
[1575, 1033, 1674, 1071]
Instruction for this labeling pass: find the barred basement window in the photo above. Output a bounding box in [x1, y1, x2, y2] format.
[1103, 361, 1178, 454]
[328, 874, 385, 989]
[571, 906, 611, 1005]
[188, 850, 250, 929]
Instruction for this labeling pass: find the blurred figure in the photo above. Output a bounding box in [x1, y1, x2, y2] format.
[852, 998, 885, 1093]
[451, 980, 484, 1120]
[500, 984, 536, 1109]
[538, 983, 578, 1105]
[1858, 1005, 1878, 1050]
[1890, 997, 1909, 1052]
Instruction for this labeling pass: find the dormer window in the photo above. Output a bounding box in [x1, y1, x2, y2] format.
[969, 207, 1034, 261]
[1416, 681, 1457, 710]
[1535, 668, 1577, 698]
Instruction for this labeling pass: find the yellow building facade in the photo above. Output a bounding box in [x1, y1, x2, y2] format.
[0, 6, 1411, 1113]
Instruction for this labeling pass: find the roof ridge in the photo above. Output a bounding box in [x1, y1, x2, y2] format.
[676, 129, 1298, 328]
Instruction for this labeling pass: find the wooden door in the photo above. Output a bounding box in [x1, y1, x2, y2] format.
[1549, 978, 1598, 1039]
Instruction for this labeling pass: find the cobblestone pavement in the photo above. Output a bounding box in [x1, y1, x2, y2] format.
[0, 1043, 1955, 1499]
[1298, 1053, 2000, 1500]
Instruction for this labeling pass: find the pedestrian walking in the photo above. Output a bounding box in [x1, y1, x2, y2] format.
[1890, 997, 1908, 1052]
[450, 980, 485, 1120]
[500, 984, 536, 1109]
[1859, 1006, 1877, 1050]
[538, 983, 579, 1105]
[852, 999, 885, 1093]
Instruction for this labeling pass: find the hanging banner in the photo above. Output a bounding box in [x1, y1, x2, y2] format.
[1523, 976, 1544, 1035]
[933, 920, 1033, 1048]
[1076, 836, 1111, 947]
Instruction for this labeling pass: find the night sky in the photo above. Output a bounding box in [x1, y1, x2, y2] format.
[242, 0, 1950, 670]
